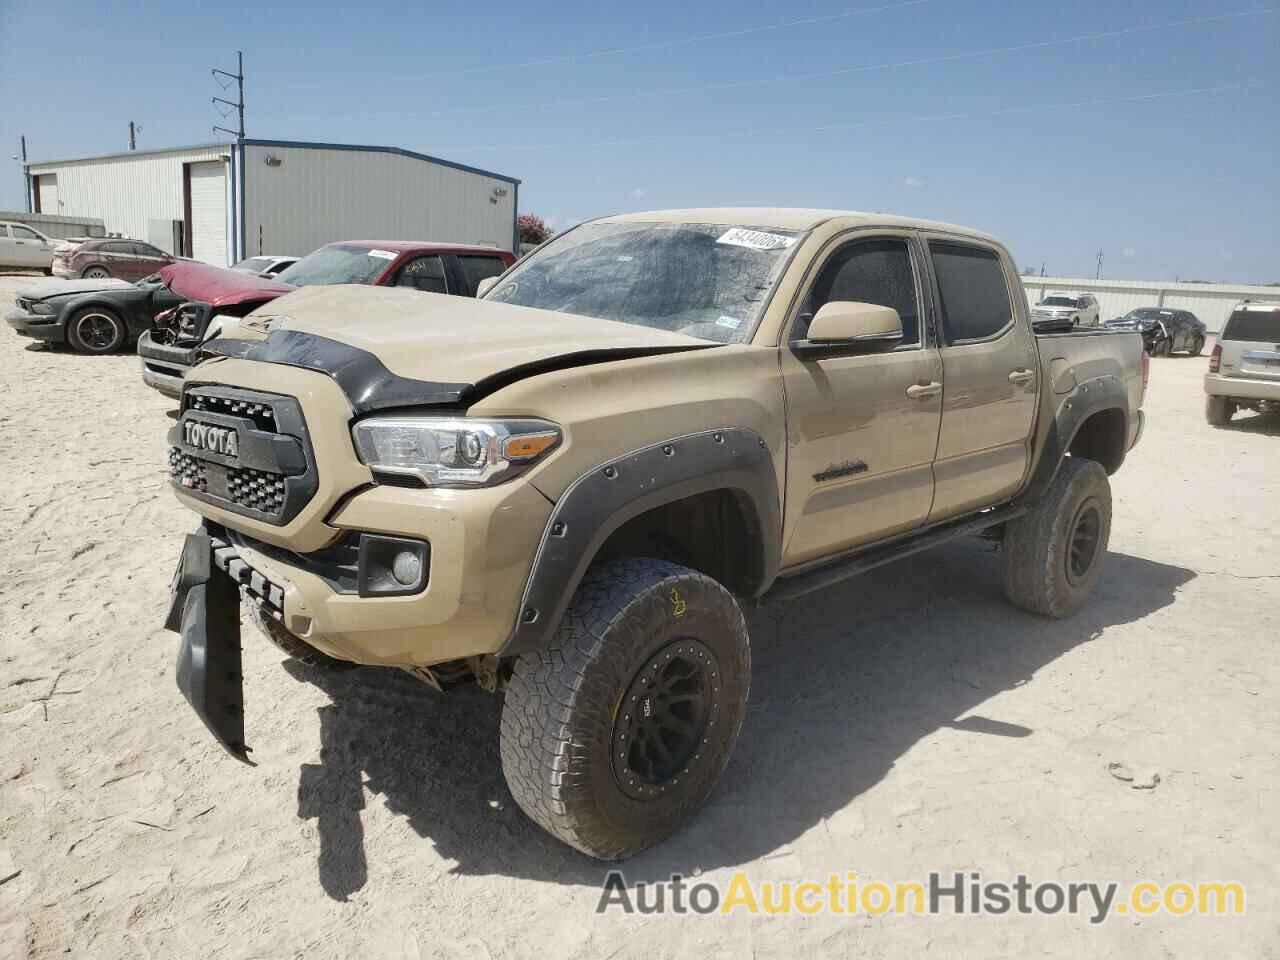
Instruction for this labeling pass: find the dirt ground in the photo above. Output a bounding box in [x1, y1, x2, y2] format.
[0, 271, 1276, 959]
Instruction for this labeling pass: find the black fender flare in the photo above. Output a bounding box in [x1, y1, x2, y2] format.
[500, 428, 781, 657]
[1016, 374, 1129, 509]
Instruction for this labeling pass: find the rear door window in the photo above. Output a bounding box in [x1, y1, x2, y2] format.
[458, 255, 509, 294]
[1221, 309, 1280, 342]
[394, 255, 449, 294]
[928, 242, 1013, 343]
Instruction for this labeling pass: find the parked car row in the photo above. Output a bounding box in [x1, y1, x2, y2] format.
[1031, 291, 1208, 357]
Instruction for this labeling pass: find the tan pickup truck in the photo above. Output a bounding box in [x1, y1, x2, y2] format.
[162, 209, 1147, 859]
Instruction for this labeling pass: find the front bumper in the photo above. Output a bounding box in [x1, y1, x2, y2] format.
[5, 308, 65, 342]
[1204, 372, 1280, 402]
[138, 330, 198, 399]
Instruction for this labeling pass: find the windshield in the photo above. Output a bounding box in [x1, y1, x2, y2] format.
[274, 244, 395, 287]
[1041, 296, 1077, 307]
[233, 257, 272, 272]
[484, 221, 803, 343]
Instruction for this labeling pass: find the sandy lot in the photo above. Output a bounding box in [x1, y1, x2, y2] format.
[0, 271, 1277, 958]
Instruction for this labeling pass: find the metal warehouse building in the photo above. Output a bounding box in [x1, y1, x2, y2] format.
[25, 139, 520, 266]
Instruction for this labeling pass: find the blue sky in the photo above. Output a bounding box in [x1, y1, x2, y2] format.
[1, 0, 1276, 282]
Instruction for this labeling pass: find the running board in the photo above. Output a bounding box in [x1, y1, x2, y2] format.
[762, 506, 1025, 605]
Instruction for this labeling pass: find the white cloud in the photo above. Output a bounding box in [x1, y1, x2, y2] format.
[903, 176, 925, 189]
[1122, 247, 1137, 258]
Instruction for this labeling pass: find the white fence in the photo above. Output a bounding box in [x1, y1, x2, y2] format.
[1021, 276, 1280, 332]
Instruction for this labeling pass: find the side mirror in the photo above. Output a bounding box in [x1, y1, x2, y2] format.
[791, 301, 903, 358]
[475, 276, 500, 298]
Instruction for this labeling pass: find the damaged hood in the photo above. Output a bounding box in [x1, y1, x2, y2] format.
[161, 260, 295, 309]
[204, 284, 716, 414]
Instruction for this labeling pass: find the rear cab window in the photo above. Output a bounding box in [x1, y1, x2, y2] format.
[929, 241, 1013, 342]
[458, 255, 509, 294]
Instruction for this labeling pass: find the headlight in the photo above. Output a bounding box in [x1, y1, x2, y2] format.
[29, 301, 55, 316]
[351, 417, 561, 487]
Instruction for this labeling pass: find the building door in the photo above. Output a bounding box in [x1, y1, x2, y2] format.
[36, 174, 58, 214]
[189, 161, 228, 266]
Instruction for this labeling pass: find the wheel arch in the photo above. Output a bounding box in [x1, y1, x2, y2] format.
[1018, 377, 1131, 508]
[500, 429, 781, 658]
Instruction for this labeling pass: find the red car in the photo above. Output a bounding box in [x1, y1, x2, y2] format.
[137, 241, 516, 398]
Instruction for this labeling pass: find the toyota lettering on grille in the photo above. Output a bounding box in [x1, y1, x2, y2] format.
[184, 420, 239, 458]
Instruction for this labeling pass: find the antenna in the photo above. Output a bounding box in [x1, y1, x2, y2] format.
[212, 50, 245, 139]
[129, 121, 141, 150]
[1096, 249, 1104, 280]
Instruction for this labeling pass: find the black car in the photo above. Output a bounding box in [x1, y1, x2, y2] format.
[5, 274, 184, 354]
[1105, 307, 1207, 356]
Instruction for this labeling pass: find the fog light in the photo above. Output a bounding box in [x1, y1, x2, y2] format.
[392, 550, 421, 586]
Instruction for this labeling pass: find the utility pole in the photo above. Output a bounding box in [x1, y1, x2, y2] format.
[1040, 262, 1046, 277]
[129, 121, 137, 150]
[18, 135, 29, 212]
[212, 50, 245, 139]
[1096, 249, 1104, 280]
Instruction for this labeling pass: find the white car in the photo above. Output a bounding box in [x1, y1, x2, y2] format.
[1031, 292, 1100, 329]
[1205, 302, 1280, 426]
[231, 255, 299, 277]
[0, 221, 56, 273]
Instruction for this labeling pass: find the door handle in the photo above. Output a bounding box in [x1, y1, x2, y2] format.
[906, 381, 942, 400]
[1008, 369, 1035, 385]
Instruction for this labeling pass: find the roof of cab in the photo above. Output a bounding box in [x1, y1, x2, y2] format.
[595, 207, 1002, 242]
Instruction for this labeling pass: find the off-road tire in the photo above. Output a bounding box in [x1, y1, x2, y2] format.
[500, 558, 751, 860]
[1003, 456, 1112, 618]
[66, 306, 125, 354]
[247, 602, 356, 670]
[1205, 396, 1234, 427]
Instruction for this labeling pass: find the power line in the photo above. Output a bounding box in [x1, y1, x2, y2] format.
[427, 0, 937, 77]
[444, 81, 1260, 154]
[428, 7, 1277, 119]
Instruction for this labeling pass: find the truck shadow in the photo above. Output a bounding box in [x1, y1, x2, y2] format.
[287, 540, 1193, 901]
[1223, 411, 1280, 436]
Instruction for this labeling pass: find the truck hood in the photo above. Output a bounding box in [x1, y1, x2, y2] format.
[19, 277, 130, 300]
[161, 261, 295, 309]
[204, 284, 717, 414]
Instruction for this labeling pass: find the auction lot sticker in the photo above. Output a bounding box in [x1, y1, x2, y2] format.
[717, 228, 796, 251]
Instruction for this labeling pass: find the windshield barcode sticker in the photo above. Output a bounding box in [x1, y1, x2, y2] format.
[367, 249, 398, 260]
[716, 228, 797, 251]
[716, 316, 743, 329]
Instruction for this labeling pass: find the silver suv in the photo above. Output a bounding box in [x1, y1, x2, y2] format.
[1205, 302, 1280, 426]
[1031, 292, 1100, 329]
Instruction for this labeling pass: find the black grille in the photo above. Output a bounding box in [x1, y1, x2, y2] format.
[168, 448, 207, 492]
[168, 386, 317, 526]
[231, 530, 362, 594]
[187, 391, 277, 432]
[226, 467, 286, 514]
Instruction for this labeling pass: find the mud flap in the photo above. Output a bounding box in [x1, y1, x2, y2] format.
[166, 530, 253, 764]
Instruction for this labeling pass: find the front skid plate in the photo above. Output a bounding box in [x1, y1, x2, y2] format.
[168, 531, 253, 764]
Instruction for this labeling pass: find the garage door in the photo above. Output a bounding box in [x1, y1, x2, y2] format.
[189, 161, 228, 266]
[36, 174, 58, 214]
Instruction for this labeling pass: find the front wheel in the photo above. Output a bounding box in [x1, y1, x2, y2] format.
[1003, 457, 1112, 618]
[1190, 335, 1204, 356]
[67, 306, 125, 354]
[500, 558, 751, 860]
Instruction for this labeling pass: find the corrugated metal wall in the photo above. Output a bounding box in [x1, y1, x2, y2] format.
[1023, 277, 1280, 332]
[27, 146, 227, 245]
[241, 143, 517, 257]
[0, 211, 105, 239]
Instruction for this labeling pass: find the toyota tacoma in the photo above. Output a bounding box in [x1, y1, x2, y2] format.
[162, 209, 1147, 859]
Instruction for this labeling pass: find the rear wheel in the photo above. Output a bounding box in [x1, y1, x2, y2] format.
[81, 265, 110, 279]
[66, 306, 125, 354]
[500, 558, 751, 860]
[1003, 457, 1112, 618]
[1205, 396, 1234, 427]
[1190, 335, 1204, 356]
